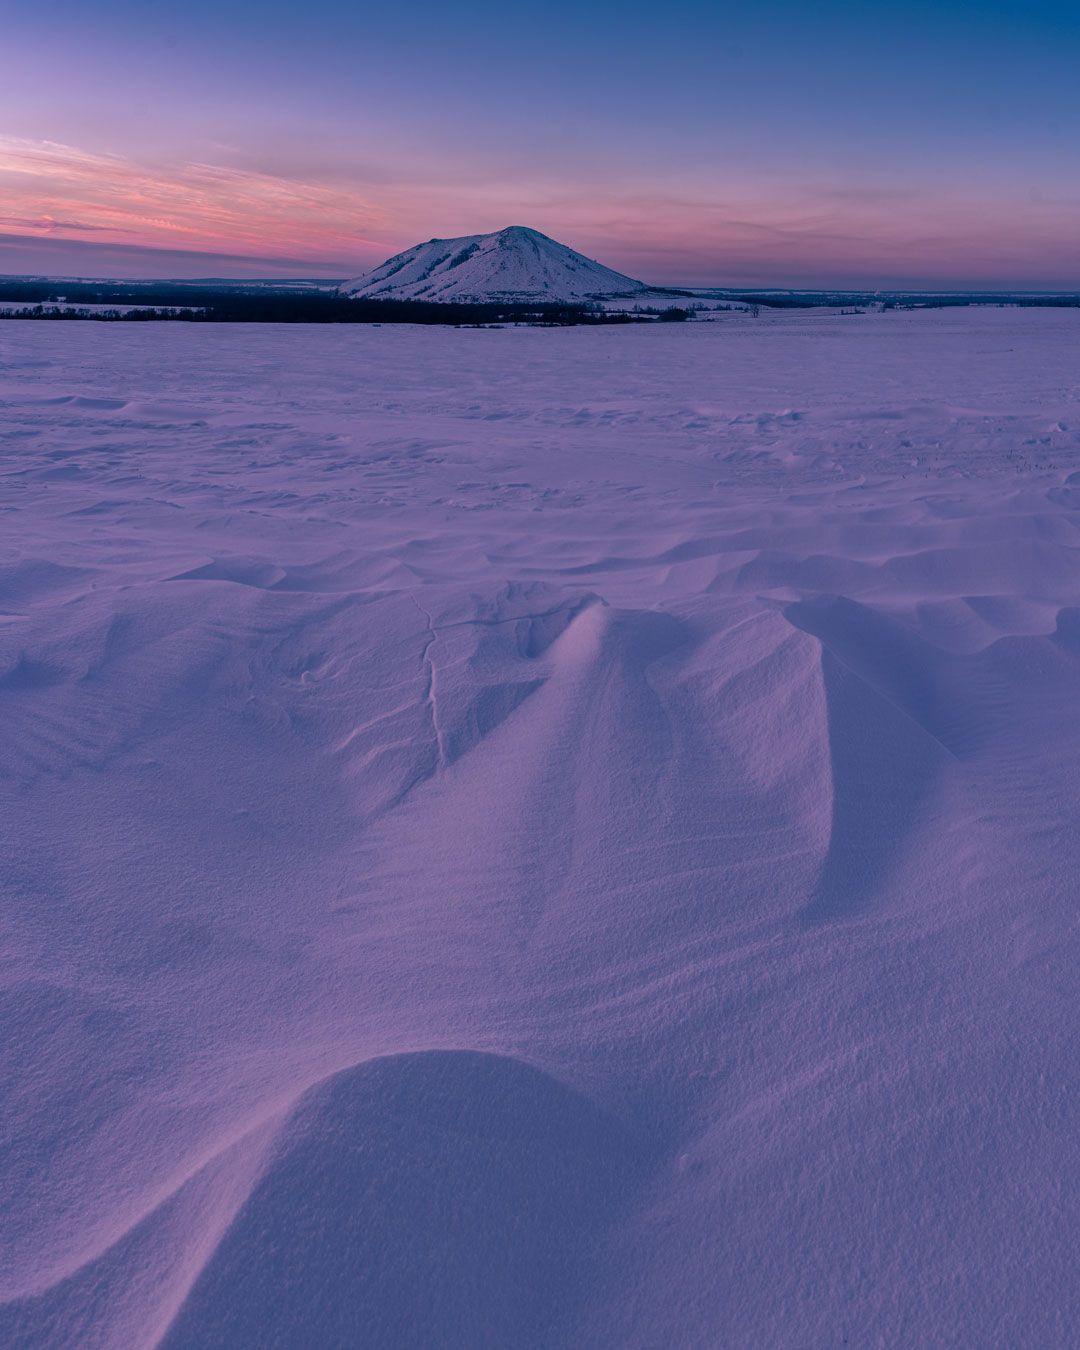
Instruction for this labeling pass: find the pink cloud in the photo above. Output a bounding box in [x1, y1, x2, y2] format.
[0, 137, 396, 267]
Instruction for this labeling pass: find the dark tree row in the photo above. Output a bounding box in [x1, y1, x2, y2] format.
[0, 286, 651, 326]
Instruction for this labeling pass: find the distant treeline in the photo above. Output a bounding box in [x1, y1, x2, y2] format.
[0, 283, 684, 326]
[880, 296, 1080, 310]
[726, 292, 1080, 310]
[3, 277, 1076, 322]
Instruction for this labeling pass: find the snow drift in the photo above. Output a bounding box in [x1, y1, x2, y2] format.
[5, 308, 1080, 1345]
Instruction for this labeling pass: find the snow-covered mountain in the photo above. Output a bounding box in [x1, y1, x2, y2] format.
[342, 226, 647, 303]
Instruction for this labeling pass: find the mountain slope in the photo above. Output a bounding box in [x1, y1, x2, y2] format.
[341, 226, 646, 303]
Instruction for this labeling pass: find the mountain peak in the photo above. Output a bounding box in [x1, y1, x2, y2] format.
[342, 227, 646, 304]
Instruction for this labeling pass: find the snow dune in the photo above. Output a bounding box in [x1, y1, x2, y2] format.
[3, 309, 1080, 1344]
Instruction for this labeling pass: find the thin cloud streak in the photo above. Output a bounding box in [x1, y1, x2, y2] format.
[0, 231, 356, 279]
[0, 136, 395, 265]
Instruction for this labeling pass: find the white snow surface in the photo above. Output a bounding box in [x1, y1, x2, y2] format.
[341, 225, 647, 302]
[4, 309, 1080, 1345]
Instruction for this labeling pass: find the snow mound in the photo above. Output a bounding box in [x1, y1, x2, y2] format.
[341, 225, 646, 303]
[162, 1052, 641, 1347]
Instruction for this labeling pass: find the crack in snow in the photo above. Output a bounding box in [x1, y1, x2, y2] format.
[409, 593, 445, 772]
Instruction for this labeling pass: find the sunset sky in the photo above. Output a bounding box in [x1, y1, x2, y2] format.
[4, 0, 1080, 287]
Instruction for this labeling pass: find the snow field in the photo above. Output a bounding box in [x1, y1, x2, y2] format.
[3, 308, 1080, 1345]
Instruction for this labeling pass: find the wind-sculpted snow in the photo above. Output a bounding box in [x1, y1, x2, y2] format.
[3, 308, 1080, 1344]
[162, 1052, 643, 1348]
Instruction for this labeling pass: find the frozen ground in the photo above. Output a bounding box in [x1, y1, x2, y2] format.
[3, 308, 1080, 1346]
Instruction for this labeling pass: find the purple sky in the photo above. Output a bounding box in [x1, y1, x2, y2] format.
[4, 1, 1080, 287]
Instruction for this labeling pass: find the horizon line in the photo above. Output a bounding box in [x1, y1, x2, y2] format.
[4, 270, 1080, 297]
